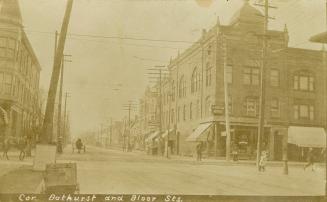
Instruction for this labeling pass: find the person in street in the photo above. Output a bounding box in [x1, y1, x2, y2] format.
[196, 142, 203, 161]
[304, 147, 315, 171]
[75, 138, 83, 154]
[2, 137, 10, 160]
[18, 136, 27, 161]
[57, 137, 63, 154]
[259, 150, 267, 172]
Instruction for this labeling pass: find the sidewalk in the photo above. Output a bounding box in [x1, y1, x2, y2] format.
[99, 145, 324, 168]
[0, 165, 44, 193]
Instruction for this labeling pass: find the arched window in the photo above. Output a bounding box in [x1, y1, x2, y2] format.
[191, 67, 201, 93]
[171, 80, 175, 101]
[179, 76, 186, 98]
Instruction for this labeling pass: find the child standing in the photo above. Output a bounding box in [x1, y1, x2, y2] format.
[259, 150, 268, 172]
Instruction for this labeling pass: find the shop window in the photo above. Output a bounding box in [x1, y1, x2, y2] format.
[293, 71, 314, 91]
[270, 69, 280, 87]
[243, 66, 259, 85]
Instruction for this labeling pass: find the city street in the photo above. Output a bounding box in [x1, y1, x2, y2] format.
[51, 146, 325, 195]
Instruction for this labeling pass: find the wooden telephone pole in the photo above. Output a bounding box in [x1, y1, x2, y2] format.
[40, 0, 74, 144]
[255, 0, 275, 169]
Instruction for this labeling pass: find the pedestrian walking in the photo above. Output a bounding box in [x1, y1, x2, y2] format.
[18, 136, 27, 161]
[304, 147, 315, 171]
[259, 150, 267, 172]
[196, 142, 203, 161]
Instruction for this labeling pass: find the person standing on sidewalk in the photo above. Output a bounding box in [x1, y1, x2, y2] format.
[196, 142, 203, 161]
[304, 147, 315, 171]
[259, 150, 267, 172]
[18, 136, 27, 161]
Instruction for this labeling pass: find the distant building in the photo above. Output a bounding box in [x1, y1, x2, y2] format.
[0, 0, 42, 142]
[145, 1, 326, 160]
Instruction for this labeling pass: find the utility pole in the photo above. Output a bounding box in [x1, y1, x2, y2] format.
[63, 92, 71, 145]
[146, 66, 168, 156]
[222, 35, 231, 161]
[123, 101, 137, 152]
[146, 66, 168, 132]
[254, 0, 276, 170]
[57, 55, 72, 143]
[41, 0, 73, 144]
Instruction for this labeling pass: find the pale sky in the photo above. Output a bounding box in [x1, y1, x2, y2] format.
[18, 0, 326, 137]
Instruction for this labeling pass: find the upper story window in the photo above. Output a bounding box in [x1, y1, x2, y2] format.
[0, 73, 13, 95]
[183, 104, 186, 121]
[293, 71, 314, 91]
[206, 62, 212, 87]
[293, 103, 314, 121]
[205, 96, 211, 116]
[226, 65, 233, 84]
[207, 44, 212, 56]
[179, 76, 186, 98]
[191, 67, 201, 93]
[270, 69, 280, 87]
[271, 98, 280, 118]
[171, 80, 175, 102]
[196, 99, 200, 119]
[244, 97, 258, 117]
[243, 66, 259, 85]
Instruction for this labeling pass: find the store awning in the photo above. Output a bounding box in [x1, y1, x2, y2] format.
[161, 129, 174, 138]
[186, 123, 212, 142]
[288, 126, 326, 148]
[145, 131, 160, 142]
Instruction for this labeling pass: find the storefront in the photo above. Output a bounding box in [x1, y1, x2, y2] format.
[161, 128, 176, 155]
[220, 125, 270, 160]
[144, 131, 161, 155]
[287, 126, 326, 162]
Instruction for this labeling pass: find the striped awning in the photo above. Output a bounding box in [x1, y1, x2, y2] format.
[0, 107, 8, 125]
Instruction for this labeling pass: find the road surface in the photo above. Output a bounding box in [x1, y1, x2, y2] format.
[53, 146, 325, 195]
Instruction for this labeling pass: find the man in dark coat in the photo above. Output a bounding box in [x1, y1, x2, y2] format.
[304, 148, 315, 171]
